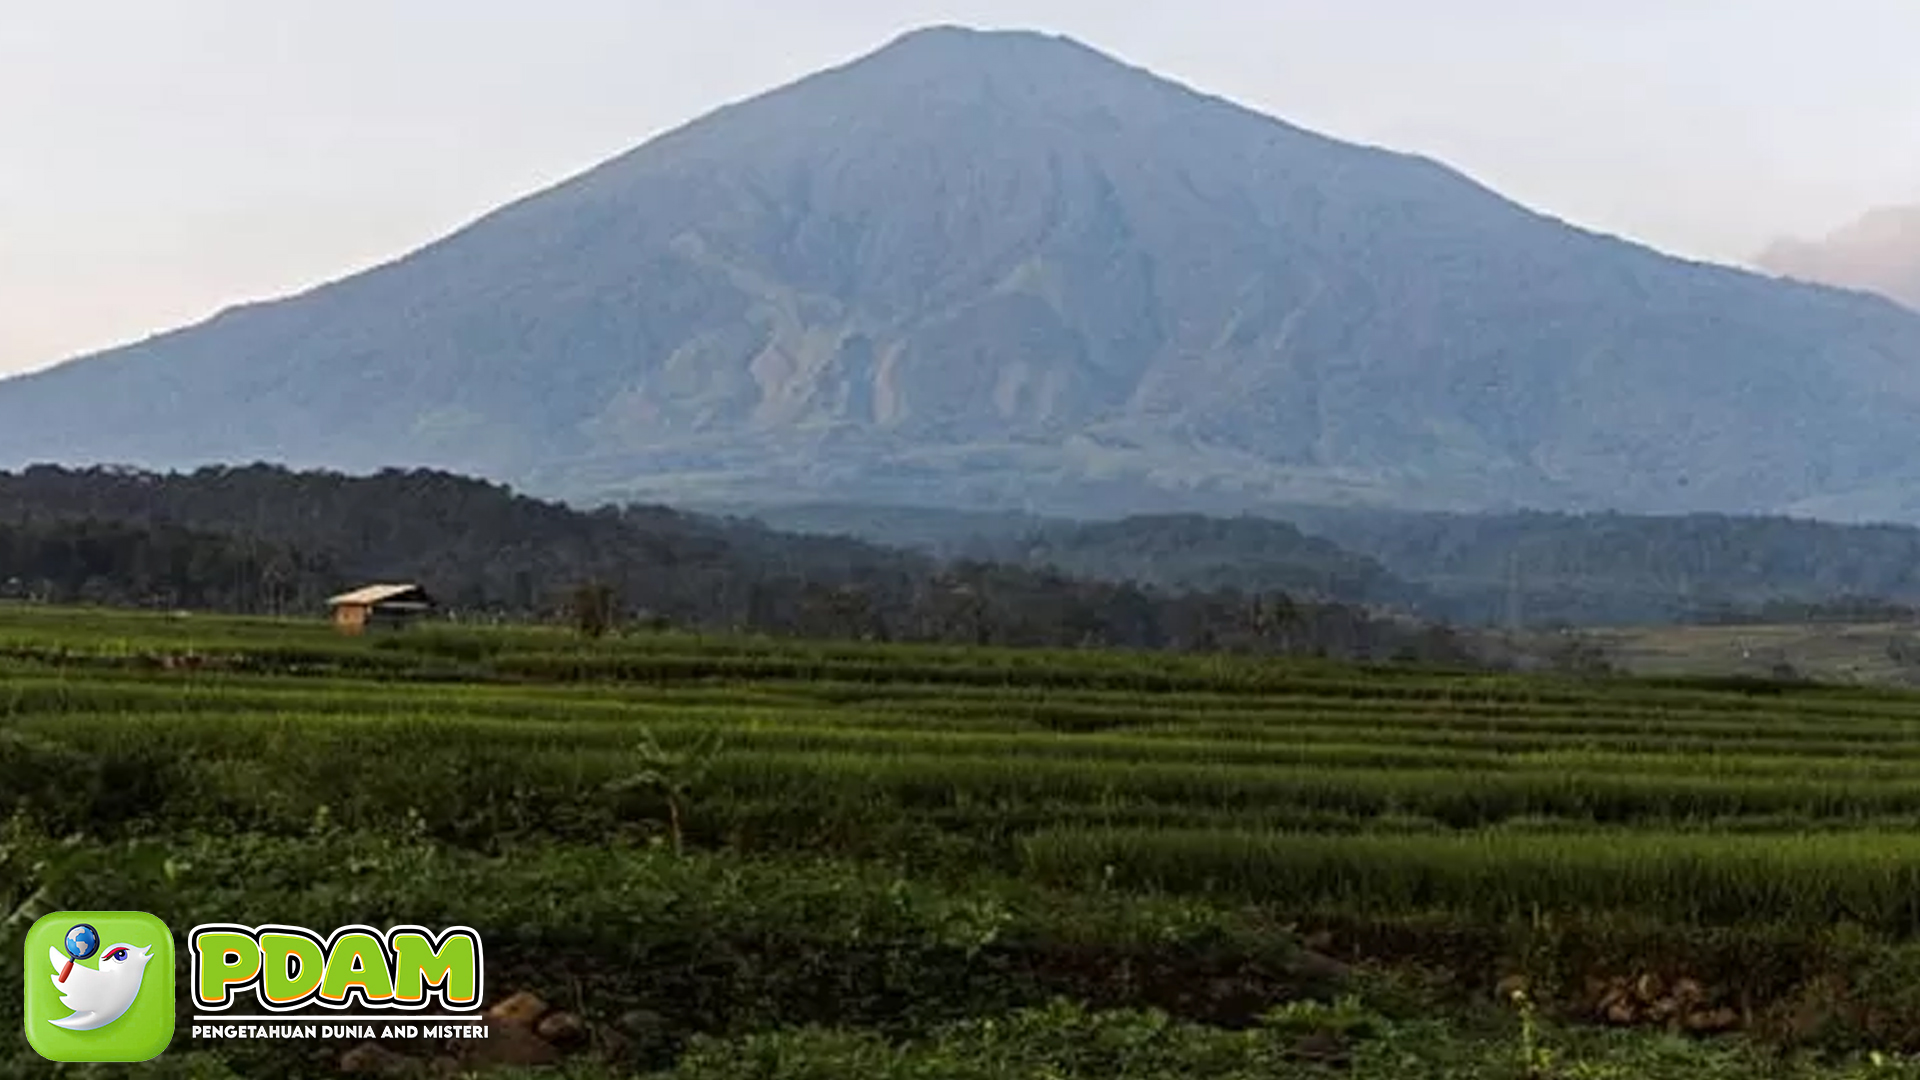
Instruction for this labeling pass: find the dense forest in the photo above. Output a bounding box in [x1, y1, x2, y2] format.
[20, 464, 1905, 649]
[968, 515, 1423, 607]
[744, 502, 1920, 627]
[0, 465, 1480, 664]
[1282, 506, 1920, 626]
[0, 517, 336, 611]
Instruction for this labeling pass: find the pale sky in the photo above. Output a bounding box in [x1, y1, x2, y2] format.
[4, 0, 1918, 376]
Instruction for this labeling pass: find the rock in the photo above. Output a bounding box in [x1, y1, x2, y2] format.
[1605, 1000, 1638, 1025]
[1685, 1007, 1740, 1033]
[1634, 973, 1665, 1003]
[535, 1010, 587, 1047]
[340, 1042, 415, 1076]
[1671, 977, 1707, 1005]
[485, 990, 549, 1031]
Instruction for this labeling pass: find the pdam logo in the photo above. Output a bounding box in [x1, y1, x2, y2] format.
[22, 911, 176, 1062]
[190, 924, 483, 1013]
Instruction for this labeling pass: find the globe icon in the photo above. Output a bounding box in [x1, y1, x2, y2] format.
[63, 923, 99, 960]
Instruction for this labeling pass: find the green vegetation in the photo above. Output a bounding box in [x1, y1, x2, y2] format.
[1022, 828, 1920, 929]
[1583, 620, 1920, 689]
[0, 464, 1479, 666]
[9, 606, 1920, 1076]
[760, 501, 1920, 629]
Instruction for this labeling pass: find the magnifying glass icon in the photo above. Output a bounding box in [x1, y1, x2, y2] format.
[58, 923, 100, 983]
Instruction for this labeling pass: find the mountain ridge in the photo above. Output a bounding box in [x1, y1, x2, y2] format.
[8, 27, 1920, 520]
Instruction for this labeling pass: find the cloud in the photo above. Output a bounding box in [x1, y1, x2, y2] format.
[1758, 205, 1920, 310]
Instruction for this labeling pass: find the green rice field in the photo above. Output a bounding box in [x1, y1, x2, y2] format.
[8, 603, 1920, 1077]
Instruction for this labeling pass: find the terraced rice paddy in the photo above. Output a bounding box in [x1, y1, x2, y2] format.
[10, 604, 1920, 1076]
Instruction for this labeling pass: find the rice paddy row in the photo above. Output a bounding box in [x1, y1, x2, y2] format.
[13, 606, 1920, 935]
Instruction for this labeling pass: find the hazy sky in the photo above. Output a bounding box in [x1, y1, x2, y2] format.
[5, 0, 1918, 376]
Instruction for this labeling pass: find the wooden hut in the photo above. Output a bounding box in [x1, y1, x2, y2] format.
[327, 584, 436, 635]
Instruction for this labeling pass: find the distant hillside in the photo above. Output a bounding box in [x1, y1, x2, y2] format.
[0, 465, 911, 619]
[730, 503, 1418, 607]
[1759, 205, 1920, 311]
[0, 465, 1478, 664]
[747, 500, 1920, 628]
[991, 514, 1420, 606]
[8, 28, 1920, 519]
[707, 501, 1054, 559]
[1279, 505, 1920, 627]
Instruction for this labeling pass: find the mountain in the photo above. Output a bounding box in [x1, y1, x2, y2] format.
[1758, 205, 1920, 311]
[9, 26, 1920, 520]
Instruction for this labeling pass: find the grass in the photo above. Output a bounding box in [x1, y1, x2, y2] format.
[1586, 620, 1920, 687]
[12, 604, 1920, 1075]
[1020, 827, 1920, 931]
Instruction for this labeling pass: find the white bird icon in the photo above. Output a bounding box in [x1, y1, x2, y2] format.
[47, 942, 155, 1031]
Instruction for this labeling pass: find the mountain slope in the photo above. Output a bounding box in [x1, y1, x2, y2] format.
[8, 27, 1920, 519]
[1759, 205, 1920, 311]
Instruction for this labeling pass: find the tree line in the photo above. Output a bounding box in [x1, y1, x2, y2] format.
[754, 502, 1920, 628]
[0, 465, 1484, 665]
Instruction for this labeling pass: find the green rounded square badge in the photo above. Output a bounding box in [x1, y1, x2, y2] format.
[23, 911, 175, 1062]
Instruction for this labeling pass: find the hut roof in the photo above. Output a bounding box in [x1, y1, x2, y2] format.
[327, 584, 430, 607]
